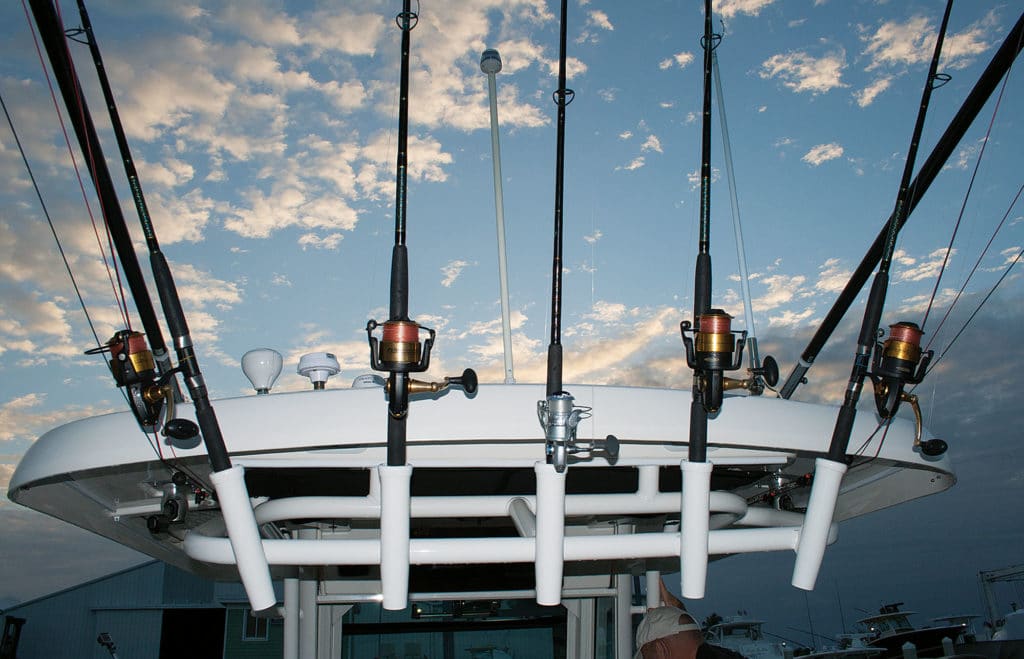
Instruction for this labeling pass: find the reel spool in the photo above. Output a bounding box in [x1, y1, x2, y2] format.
[870, 321, 933, 418]
[681, 309, 747, 413]
[366, 319, 435, 374]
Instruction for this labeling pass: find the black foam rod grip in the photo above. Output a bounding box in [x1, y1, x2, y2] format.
[390, 245, 409, 321]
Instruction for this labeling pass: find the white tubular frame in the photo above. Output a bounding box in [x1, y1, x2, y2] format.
[209, 465, 277, 611]
[183, 463, 840, 605]
[680, 460, 713, 599]
[534, 462, 567, 605]
[792, 457, 847, 590]
[378, 464, 413, 610]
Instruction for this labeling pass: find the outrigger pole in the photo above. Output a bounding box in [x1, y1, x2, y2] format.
[791, 0, 955, 592]
[780, 8, 1024, 400]
[677, 0, 747, 599]
[365, 0, 477, 610]
[534, 0, 618, 607]
[29, 0, 276, 612]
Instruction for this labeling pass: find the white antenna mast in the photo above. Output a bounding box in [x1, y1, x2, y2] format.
[481, 48, 515, 383]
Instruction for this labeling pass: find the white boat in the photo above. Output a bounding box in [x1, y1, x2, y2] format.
[9, 0, 1022, 657]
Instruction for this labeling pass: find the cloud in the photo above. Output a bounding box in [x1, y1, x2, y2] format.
[815, 258, 852, 294]
[641, 135, 663, 153]
[759, 49, 847, 94]
[854, 76, 892, 108]
[0, 393, 114, 444]
[718, 0, 778, 19]
[588, 9, 614, 31]
[659, 52, 695, 70]
[802, 142, 844, 166]
[861, 12, 995, 73]
[586, 300, 630, 323]
[297, 232, 344, 250]
[441, 259, 472, 287]
[895, 248, 956, 283]
[618, 157, 645, 171]
[583, 230, 603, 245]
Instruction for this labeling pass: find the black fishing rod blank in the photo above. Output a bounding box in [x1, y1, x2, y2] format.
[825, 0, 952, 464]
[366, 0, 477, 468]
[536, 0, 618, 476]
[679, 0, 746, 458]
[27, 0, 175, 431]
[780, 8, 1024, 400]
[31, 0, 277, 613]
[792, 0, 954, 593]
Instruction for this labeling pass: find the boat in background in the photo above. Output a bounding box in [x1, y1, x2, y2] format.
[856, 603, 971, 658]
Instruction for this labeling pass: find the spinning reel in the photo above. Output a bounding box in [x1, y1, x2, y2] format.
[366, 319, 478, 410]
[538, 393, 619, 473]
[86, 330, 197, 441]
[681, 310, 747, 413]
[868, 322, 933, 419]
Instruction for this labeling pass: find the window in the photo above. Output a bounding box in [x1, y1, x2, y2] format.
[243, 609, 269, 641]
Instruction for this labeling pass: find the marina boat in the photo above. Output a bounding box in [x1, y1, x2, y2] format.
[855, 604, 971, 658]
[7, 0, 1023, 657]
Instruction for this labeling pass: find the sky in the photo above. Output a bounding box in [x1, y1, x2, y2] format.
[2, 0, 1023, 643]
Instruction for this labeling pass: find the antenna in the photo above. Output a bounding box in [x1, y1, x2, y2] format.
[481, 48, 516, 384]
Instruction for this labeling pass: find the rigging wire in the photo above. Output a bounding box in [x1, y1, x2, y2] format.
[20, 0, 131, 330]
[921, 64, 1014, 331]
[923, 180, 1024, 357]
[0, 90, 102, 350]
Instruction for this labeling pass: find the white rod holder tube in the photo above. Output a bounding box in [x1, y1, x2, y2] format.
[791, 457, 847, 590]
[209, 465, 276, 611]
[534, 462, 566, 605]
[508, 497, 537, 537]
[379, 464, 413, 610]
[283, 577, 299, 659]
[680, 460, 713, 599]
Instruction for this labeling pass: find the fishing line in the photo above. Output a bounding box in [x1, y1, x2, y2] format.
[921, 61, 1014, 332]
[0, 89, 102, 350]
[921, 241, 1024, 378]
[921, 180, 1024, 356]
[21, 0, 131, 329]
[0, 90, 199, 475]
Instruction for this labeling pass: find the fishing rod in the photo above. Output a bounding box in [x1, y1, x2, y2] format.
[792, 0, 954, 593]
[366, 0, 477, 468]
[364, 2, 476, 608]
[26, 0, 176, 433]
[779, 8, 1024, 399]
[536, 0, 618, 476]
[29, 0, 276, 613]
[676, 0, 746, 600]
[532, 0, 618, 608]
[71, 0, 184, 410]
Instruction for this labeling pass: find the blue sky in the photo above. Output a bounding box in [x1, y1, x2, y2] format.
[2, 0, 1023, 638]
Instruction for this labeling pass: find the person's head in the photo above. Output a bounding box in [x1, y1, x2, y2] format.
[634, 606, 704, 659]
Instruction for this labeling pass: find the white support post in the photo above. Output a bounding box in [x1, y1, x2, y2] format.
[680, 460, 713, 599]
[615, 571, 634, 659]
[646, 570, 662, 609]
[298, 539, 318, 659]
[534, 462, 566, 605]
[283, 577, 299, 659]
[791, 458, 847, 590]
[565, 598, 596, 659]
[379, 464, 413, 610]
